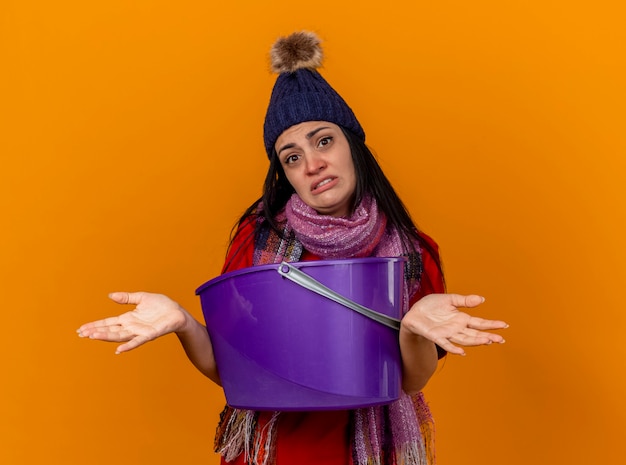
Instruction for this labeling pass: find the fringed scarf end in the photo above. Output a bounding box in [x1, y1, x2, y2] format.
[215, 408, 258, 463]
[413, 392, 436, 465]
[250, 411, 280, 465]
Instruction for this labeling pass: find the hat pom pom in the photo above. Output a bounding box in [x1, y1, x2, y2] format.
[270, 31, 323, 74]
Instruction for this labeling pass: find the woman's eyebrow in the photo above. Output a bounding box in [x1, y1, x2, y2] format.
[306, 126, 331, 139]
[277, 126, 332, 156]
[277, 142, 295, 156]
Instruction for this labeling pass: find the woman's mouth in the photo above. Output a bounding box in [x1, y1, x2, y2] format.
[312, 177, 336, 192]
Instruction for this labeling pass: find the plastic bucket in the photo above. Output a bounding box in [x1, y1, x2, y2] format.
[195, 257, 405, 411]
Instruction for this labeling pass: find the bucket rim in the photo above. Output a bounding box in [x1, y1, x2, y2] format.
[195, 256, 407, 296]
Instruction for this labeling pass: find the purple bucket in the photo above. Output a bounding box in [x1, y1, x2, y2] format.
[195, 257, 405, 411]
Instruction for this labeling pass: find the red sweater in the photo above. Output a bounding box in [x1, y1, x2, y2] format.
[219, 219, 445, 465]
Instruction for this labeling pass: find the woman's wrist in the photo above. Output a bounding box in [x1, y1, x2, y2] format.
[173, 306, 199, 336]
[399, 324, 435, 348]
[400, 304, 429, 340]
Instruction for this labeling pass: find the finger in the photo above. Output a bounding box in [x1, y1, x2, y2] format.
[448, 333, 491, 346]
[432, 337, 466, 356]
[77, 317, 122, 337]
[115, 334, 151, 354]
[449, 330, 506, 346]
[109, 292, 145, 306]
[467, 316, 509, 330]
[85, 328, 135, 343]
[78, 316, 121, 331]
[445, 294, 485, 309]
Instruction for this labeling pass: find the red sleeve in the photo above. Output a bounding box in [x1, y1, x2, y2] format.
[221, 217, 256, 274]
[411, 231, 447, 359]
[410, 231, 445, 304]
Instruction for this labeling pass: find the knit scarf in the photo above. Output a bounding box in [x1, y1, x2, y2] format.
[215, 194, 436, 465]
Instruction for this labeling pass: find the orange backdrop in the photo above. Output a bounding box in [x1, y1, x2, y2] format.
[1, 1, 624, 464]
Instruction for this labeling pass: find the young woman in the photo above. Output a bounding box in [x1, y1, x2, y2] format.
[78, 31, 507, 465]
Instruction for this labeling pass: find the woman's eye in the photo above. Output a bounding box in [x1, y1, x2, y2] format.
[318, 136, 333, 147]
[284, 154, 299, 164]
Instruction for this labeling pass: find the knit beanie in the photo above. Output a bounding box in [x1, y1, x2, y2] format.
[263, 31, 366, 157]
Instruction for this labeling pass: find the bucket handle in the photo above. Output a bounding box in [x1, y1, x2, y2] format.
[277, 262, 401, 331]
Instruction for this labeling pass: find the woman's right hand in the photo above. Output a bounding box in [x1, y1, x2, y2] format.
[77, 292, 188, 354]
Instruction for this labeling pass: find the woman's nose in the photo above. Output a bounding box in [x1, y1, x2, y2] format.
[304, 153, 325, 174]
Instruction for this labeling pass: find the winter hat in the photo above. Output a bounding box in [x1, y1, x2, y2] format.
[263, 31, 365, 157]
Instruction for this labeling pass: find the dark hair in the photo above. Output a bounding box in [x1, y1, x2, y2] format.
[227, 127, 444, 280]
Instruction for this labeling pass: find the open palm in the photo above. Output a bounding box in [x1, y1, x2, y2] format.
[77, 292, 186, 354]
[402, 293, 508, 355]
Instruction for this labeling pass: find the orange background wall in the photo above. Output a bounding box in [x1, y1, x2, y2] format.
[1, 1, 624, 464]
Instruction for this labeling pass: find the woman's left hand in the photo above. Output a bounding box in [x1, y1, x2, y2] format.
[401, 294, 508, 356]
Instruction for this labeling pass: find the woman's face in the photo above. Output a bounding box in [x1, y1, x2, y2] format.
[275, 121, 356, 217]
